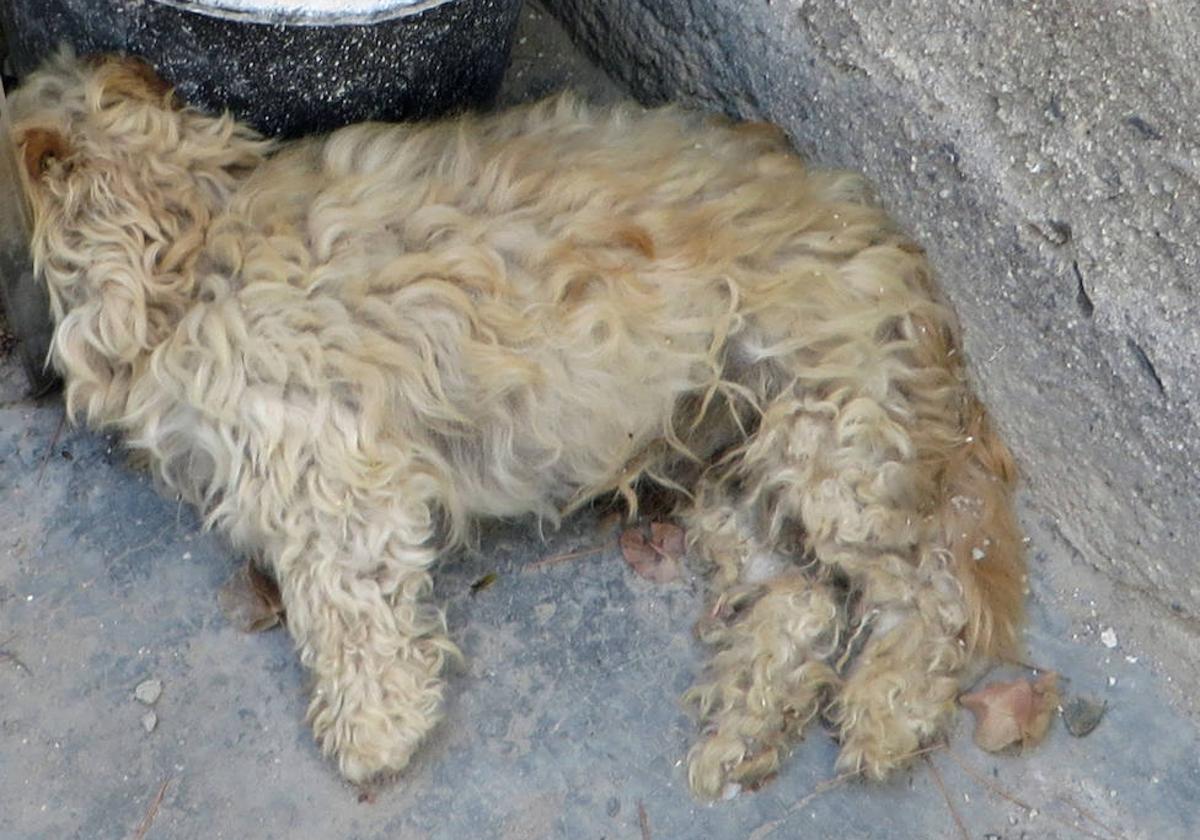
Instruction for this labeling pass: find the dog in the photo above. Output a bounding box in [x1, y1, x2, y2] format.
[8, 50, 1025, 798]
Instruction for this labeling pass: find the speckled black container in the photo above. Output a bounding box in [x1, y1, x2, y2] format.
[0, 0, 521, 390]
[2, 0, 523, 135]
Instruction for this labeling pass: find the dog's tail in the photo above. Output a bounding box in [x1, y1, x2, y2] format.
[933, 399, 1026, 660]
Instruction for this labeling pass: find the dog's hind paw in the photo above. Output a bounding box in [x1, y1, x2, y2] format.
[830, 659, 960, 780]
[683, 573, 842, 798]
[687, 732, 784, 799]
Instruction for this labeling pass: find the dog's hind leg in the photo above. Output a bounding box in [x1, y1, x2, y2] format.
[681, 482, 843, 799]
[682, 242, 1025, 790]
[269, 502, 458, 784]
[729, 309, 1023, 782]
[827, 398, 1024, 779]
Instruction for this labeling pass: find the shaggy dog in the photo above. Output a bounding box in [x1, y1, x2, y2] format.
[9, 52, 1025, 798]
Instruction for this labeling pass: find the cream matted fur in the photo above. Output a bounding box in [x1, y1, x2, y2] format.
[9, 51, 1026, 798]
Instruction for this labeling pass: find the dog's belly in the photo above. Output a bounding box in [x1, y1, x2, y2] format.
[429, 334, 706, 520]
[220, 210, 730, 526]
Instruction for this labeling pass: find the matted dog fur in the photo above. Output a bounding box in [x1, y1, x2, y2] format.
[9, 51, 1026, 798]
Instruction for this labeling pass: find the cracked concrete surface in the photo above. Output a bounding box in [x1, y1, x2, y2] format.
[1, 2, 1198, 838]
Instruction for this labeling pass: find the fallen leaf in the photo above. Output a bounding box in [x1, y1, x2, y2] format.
[960, 672, 1059, 752]
[637, 799, 652, 840]
[1061, 695, 1107, 737]
[649, 521, 686, 560]
[218, 561, 285, 633]
[620, 523, 682, 583]
[470, 572, 498, 595]
[620, 528, 657, 571]
[1025, 671, 1060, 746]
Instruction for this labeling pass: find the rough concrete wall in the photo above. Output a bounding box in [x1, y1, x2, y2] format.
[543, 0, 1200, 703]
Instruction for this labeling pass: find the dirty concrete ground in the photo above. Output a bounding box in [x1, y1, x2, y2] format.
[1, 4, 1198, 839]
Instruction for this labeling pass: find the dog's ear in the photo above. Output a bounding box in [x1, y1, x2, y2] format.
[86, 54, 178, 108]
[18, 127, 74, 181]
[53, 299, 137, 422]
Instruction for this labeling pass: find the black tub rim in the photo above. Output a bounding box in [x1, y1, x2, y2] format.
[157, 0, 460, 28]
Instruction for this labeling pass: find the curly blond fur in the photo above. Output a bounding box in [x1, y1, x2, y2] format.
[10, 51, 1026, 797]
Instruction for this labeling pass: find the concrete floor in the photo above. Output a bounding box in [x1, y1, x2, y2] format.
[1, 4, 1198, 839]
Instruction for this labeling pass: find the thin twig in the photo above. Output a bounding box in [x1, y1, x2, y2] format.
[834, 608, 877, 674]
[747, 744, 948, 840]
[707, 590, 732, 620]
[131, 778, 170, 840]
[791, 743, 947, 811]
[944, 750, 1123, 840]
[926, 756, 970, 840]
[637, 799, 651, 840]
[1061, 793, 1123, 840]
[0, 635, 32, 676]
[35, 410, 67, 485]
[943, 750, 1038, 810]
[790, 772, 854, 812]
[525, 545, 604, 571]
[108, 527, 172, 569]
[996, 653, 1055, 674]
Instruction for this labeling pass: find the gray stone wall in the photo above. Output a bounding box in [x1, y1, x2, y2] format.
[544, 0, 1200, 703]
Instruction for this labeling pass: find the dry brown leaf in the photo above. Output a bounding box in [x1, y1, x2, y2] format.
[960, 672, 1059, 752]
[469, 572, 498, 595]
[620, 528, 659, 577]
[1025, 671, 1060, 746]
[649, 521, 686, 560]
[620, 523, 682, 583]
[218, 561, 285, 633]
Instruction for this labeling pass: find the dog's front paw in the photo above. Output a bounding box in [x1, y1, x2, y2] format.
[306, 652, 447, 784]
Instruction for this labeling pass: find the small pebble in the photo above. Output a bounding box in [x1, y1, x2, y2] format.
[135, 678, 163, 705]
[971, 547, 986, 560]
[1100, 627, 1118, 648]
[141, 711, 158, 733]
